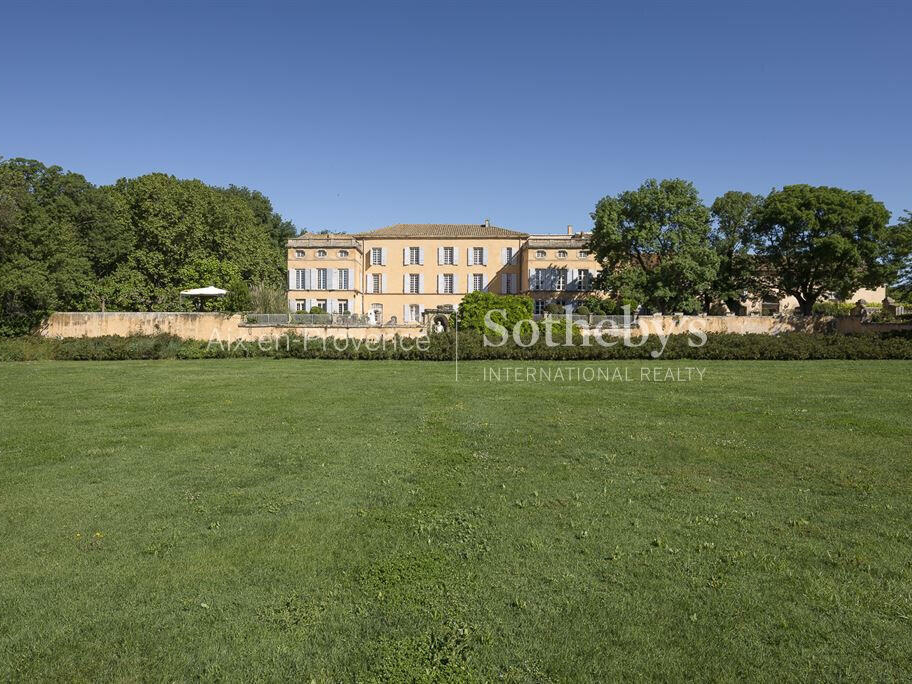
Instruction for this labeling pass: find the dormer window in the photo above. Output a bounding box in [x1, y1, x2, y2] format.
[295, 250, 305, 258]
[316, 249, 327, 258]
[578, 250, 589, 258]
[557, 250, 568, 259]
[338, 249, 349, 258]
[535, 250, 546, 259]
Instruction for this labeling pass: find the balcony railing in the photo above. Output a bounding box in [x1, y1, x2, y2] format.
[243, 313, 420, 327]
[532, 313, 638, 328]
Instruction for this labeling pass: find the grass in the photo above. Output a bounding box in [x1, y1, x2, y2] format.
[1, 359, 911, 681]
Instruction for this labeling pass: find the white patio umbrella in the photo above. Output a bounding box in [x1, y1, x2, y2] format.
[179, 286, 228, 297]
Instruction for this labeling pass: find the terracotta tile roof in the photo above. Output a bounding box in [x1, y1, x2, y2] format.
[354, 223, 527, 239]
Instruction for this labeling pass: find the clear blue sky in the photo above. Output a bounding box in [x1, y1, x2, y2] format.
[3, 1, 909, 234]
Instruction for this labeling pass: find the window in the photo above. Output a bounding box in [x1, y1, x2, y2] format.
[578, 269, 591, 290]
[409, 273, 420, 294]
[315, 299, 327, 312]
[535, 250, 546, 259]
[316, 249, 327, 258]
[578, 250, 589, 258]
[294, 268, 307, 290]
[473, 247, 484, 265]
[371, 303, 383, 323]
[295, 299, 307, 311]
[295, 249, 305, 258]
[337, 299, 349, 314]
[556, 269, 567, 290]
[503, 273, 517, 294]
[472, 273, 484, 292]
[372, 273, 382, 293]
[316, 268, 327, 290]
[371, 247, 383, 265]
[533, 268, 547, 290]
[557, 250, 568, 259]
[338, 249, 349, 258]
[337, 268, 349, 290]
[409, 246, 420, 264]
[504, 246, 514, 264]
[442, 274, 454, 294]
[443, 246, 454, 265]
[409, 304, 420, 322]
[534, 299, 546, 315]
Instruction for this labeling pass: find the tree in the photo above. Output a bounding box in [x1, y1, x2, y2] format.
[709, 191, 764, 313]
[753, 185, 902, 314]
[887, 211, 912, 302]
[223, 185, 297, 255]
[589, 178, 719, 313]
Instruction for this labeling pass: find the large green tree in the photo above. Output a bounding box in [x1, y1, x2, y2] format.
[589, 178, 719, 313]
[753, 185, 902, 314]
[0, 158, 296, 333]
[709, 191, 764, 313]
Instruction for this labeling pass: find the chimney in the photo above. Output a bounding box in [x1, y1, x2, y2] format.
[567, 224, 573, 235]
[484, 218, 490, 227]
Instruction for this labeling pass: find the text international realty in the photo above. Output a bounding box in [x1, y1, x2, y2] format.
[481, 366, 708, 383]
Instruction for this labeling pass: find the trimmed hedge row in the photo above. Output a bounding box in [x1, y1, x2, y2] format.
[3, 330, 912, 361]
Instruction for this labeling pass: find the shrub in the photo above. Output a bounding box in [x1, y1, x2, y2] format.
[457, 291, 534, 334]
[249, 282, 288, 313]
[575, 305, 591, 316]
[5, 330, 912, 362]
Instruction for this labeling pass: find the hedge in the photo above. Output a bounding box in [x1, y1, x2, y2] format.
[3, 330, 912, 362]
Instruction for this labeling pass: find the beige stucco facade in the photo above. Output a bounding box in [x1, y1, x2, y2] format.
[287, 223, 603, 323]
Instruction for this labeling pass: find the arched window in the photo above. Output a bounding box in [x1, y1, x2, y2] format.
[295, 250, 305, 258]
[535, 250, 546, 259]
[557, 250, 568, 259]
[578, 250, 589, 258]
[338, 249, 349, 258]
[316, 249, 327, 258]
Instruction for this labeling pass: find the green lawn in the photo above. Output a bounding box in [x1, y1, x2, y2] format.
[1, 360, 911, 681]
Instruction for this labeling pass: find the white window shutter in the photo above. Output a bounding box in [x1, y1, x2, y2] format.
[482, 274, 488, 291]
[418, 247, 425, 265]
[308, 269, 316, 289]
[403, 248, 408, 265]
[403, 274, 408, 293]
[500, 248, 507, 266]
[366, 276, 373, 294]
[437, 247, 443, 265]
[381, 248, 387, 265]
[288, 269, 294, 290]
[467, 274, 473, 293]
[418, 274, 424, 294]
[453, 247, 459, 265]
[328, 298, 336, 313]
[381, 274, 387, 293]
[482, 247, 488, 265]
[403, 304, 409, 323]
[467, 247, 473, 266]
[437, 274, 443, 293]
[419, 304, 425, 319]
[327, 269, 335, 290]
[528, 268, 535, 290]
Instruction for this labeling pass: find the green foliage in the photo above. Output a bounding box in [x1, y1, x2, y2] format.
[888, 211, 912, 302]
[544, 302, 564, 314]
[456, 291, 533, 334]
[590, 178, 719, 314]
[754, 185, 900, 314]
[223, 276, 252, 313]
[249, 282, 289, 314]
[574, 305, 591, 316]
[709, 191, 765, 311]
[308, 306, 324, 314]
[812, 300, 854, 316]
[0, 158, 295, 334]
[5, 330, 912, 362]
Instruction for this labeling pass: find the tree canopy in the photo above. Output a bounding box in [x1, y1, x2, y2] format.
[709, 191, 765, 313]
[0, 158, 295, 335]
[753, 185, 898, 314]
[589, 178, 719, 313]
